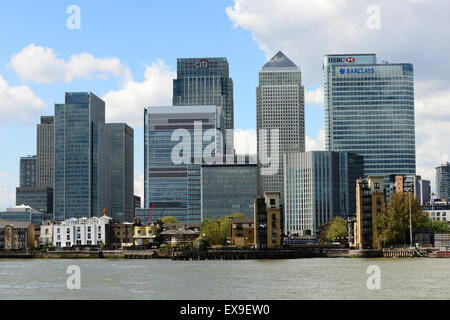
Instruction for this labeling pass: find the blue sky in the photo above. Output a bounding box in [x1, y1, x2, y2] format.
[1, 0, 450, 209]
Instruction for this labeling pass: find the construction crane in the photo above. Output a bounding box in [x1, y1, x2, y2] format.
[147, 203, 156, 225]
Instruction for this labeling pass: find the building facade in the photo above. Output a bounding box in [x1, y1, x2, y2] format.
[54, 92, 111, 220]
[352, 176, 386, 250]
[0, 221, 35, 250]
[15, 187, 53, 217]
[201, 161, 258, 221]
[173, 57, 234, 151]
[0, 205, 43, 226]
[257, 51, 305, 201]
[143, 106, 224, 223]
[385, 175, 430, 206]
[283, 151, 364, 236]
[52, 216, 112, 248]
[229, 217, 255, 246]
[36, 116, 54, 189]
[436, 162, 450, 200]
[20, 155, 36, 188]
[254, 192, 283, 249]
[108, 123, 134, 222]
[324, 54, 416, 178]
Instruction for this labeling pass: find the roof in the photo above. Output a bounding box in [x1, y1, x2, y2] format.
[162, 223, 201, 230]
[161, 229, 198, 235]
[262, 51, 297, 69]
[0, 220, 33, 228]
[230, 218, 254, 224]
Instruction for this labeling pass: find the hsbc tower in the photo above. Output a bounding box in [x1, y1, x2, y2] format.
[323, 54, 416, 178]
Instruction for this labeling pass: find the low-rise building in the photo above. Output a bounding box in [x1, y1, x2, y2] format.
[39, 220, 54, 247]
[0, 220, 35, 250]
[229, 218, 254, 246]
[423, 202, 450, 222]
[254, 192, 283, 249]
[53, 216, 112, 248]
[111, 221, 135, 249]
[133, 224, 158, 247]
[352, 176, 386, 250]
[162, 223, 201, 233]
[160, 228, 199, 246]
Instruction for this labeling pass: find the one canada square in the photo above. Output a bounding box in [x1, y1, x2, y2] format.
[257, 51, 305, 200]
[324, 54, 416, 178]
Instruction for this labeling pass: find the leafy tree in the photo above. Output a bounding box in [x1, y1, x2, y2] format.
[418, 218, 450, 234]
[161, 216, 179, 224]
[200, 212, 246, 245]
[326, 217, 348, 243]
[375, 192, 428, 247]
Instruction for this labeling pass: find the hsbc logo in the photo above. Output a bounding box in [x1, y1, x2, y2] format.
[328, 57, 356, 64]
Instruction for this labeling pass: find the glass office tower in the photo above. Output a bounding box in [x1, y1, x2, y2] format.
[324, 54, 416, 178]
[284, 151, 363, 236]
[257, 51, 305, 202]
[173, 58, 234, 152]
[36, 116, 54, 189]
[108, 123, 134, 222]
[19, 156, 36, 188]
[140, 106, 224, 223]
[54, 92, 111, 220]
[436, 162, 450, 200]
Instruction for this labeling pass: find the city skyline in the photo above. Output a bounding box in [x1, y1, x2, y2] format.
[1, 0, 450, 211]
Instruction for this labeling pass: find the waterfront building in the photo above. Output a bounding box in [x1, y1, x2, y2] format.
[436, 162, 450, 200]
[20, 155, 36, 188]
[324, 54, 416, 178]
[173, 57, 234, 152]
[108, 123, 134, 222]
[54, 92, 111, 220]
[110, 221, 134, 249]
[133, 224, 158, 247]
[423, 202, 450, 222]
[0, 220, 35, 250]
[201, 158, 258, 221]
[52, 216, 112, 248]
[229, 217, 254, 246]
[256, 51, 305, 201]
[160, 228, 199, 247]
[38, 220, 54, 247]
[283, 151, 364, 236]
[142, 105, 224, 223]
[385, 175, 430, 206]
[161, 222, 201, 233]
[15, 187, 53, 217]
[352, 176, 386, 250]
[254, 192, 283, 249]
[36, 116, 54, 188]
[0, 205, 43, 226]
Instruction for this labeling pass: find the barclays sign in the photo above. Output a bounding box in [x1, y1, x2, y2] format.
[339, 67, 375, 75]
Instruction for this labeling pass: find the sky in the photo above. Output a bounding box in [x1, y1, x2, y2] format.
[1, 0, 450, 210]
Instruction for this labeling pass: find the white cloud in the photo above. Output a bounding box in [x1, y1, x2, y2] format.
[305, 129, 325, 152]
[103, 59, 175, 127]
[305, 87, 324, 108]
[0, 75, 47, 123]
[234, 129, 257, 155]
[10, 44, 131, 83]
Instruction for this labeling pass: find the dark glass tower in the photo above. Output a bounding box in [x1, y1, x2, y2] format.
[54, 92, 111, 220]
[436, 162, 450, 200]
[173, 58, 233, 151]
[19, 156, 36, 188]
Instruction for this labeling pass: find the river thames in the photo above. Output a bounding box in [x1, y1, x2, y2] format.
[0, 258, 449, 299]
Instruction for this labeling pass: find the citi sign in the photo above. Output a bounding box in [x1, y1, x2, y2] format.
[195, 59, 209, 68]
[328, 57, 356, 63]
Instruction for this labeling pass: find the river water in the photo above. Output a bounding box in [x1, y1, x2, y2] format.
[0, 258, 449, 299]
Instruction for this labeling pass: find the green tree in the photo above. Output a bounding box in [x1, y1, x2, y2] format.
[326, 217, 348, 243]
[161, 216, 179, 224]
[200, 212, 246, 245]
[375, 192, 428, 247]
[418, 218, 450, 234]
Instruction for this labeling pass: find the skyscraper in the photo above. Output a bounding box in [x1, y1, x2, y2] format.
[436, 162, 450, 200]
[54, 92, 111, 220]
[108, 123, 134, 222]
[257, 51, 305, 201]
[324, 54, 416, 178]
[173, 57, 234, 152]
[36, 116, 54, 189]
[140, 105, 224, 223]
[19, 156, 36, 188]
[283, 151, 364, 236]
